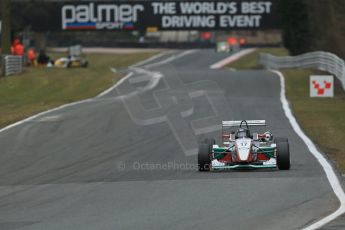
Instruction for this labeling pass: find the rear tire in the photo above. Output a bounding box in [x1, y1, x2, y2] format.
[203, 138, 215, 145]
[277, 141, 290, 170]
[198, 143, 211, 171]
[202, 138, 215, 152]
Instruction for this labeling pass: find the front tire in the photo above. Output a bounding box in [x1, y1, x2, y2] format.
[277, 141, 290, 170]
[198, 143, 211, 171]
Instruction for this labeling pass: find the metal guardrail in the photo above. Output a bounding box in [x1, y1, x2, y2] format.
[259, 51, 345, 91]
[2, 55, 23, 76]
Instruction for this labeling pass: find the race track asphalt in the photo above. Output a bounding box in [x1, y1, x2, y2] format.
[0, 49, 339, 230]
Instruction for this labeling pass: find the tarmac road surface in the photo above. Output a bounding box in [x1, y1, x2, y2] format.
[0, 49, 339, 230]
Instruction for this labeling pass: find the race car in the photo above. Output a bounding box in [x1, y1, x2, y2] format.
[54, 56, 88, 68]
[216, 41, 231, 53]
[198, 120, 290, 171]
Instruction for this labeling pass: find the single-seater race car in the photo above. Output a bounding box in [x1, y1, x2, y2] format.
[198, 120, 290, 171]
[54, 56, 88, 68]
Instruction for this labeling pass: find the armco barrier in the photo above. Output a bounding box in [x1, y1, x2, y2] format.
[259, 51, 345, 91]
[2, 55, 23, 76]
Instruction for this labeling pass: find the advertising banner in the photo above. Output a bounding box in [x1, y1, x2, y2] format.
[13, 1, 280, 31]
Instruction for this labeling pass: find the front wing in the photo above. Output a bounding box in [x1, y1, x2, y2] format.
[211, 158, 277, 170]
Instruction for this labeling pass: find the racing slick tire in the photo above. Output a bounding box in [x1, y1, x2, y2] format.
[277, 141, 290, 170]
[198, 143, 211, 171]
[275, 137, 288, 143]
[202, 138, 215, 152]
[203, 138, 215, 145]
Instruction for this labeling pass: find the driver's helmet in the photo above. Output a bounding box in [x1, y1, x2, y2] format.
[236, 128, 250, 138]
[264, 131, 273, 142]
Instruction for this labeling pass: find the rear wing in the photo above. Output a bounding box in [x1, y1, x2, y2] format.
[222, 120, 266, 127]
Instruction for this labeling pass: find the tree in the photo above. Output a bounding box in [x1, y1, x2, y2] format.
[1, 0, 11, 54]
[279, 0, 311, 55]
[1, 0, 11, 77]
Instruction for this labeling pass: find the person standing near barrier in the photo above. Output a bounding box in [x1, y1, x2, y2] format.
[13, 39, 24, 56]
[37, 50, 50, 66]
[27, 48, 36, 66]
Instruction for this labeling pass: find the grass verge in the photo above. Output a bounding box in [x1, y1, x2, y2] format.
[283, 69, 345, 173]
[227, 47, 345, 174]
[0, 52, 158, 128]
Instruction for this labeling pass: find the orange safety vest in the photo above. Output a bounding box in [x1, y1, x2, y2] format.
[27, 49, 35, 60]
[14, 44, 24, 56]
[239, 38, 246, 45]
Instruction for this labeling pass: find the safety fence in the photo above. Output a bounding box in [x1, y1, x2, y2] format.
[1, 55, 23, 76]
[259, 51, 345, 91]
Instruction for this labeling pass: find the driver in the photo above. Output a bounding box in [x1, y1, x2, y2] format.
[235, 128, 251, 139]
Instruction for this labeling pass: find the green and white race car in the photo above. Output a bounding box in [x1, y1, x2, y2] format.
[198, 120, 290, 171]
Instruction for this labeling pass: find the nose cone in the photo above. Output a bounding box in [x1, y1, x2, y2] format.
[236, 139, 252, 161]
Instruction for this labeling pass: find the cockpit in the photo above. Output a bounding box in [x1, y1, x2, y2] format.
[235, 128, 251, 139]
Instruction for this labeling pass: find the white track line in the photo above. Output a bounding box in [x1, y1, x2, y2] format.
[0, 98, 94, 133]
[96, 72, 133, 98]
[0, 50, 195, 134]
[131, 51, 170, 67]
[271, 70, 345, 230]
[98, 50, 195, 98]
[144, 49, 196, 68]
[210, 48, 257, 69]
[97, 51, 172, 98]
[0, 71, 133, 133]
